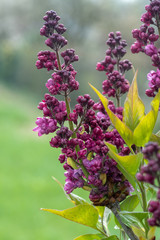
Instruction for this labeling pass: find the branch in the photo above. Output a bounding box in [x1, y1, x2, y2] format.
[111, 202, 139, 240]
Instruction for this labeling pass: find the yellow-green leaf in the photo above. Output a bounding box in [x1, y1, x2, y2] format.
[89, 84, 133, 148]
[74, 235, 119, 240]
[96, 206, 105, 219]
[67, 157, 78, 169]
[120, 195, 139, 212]
[131, 226, 146, 239]
[41, 203, 99, 230]
[106, 142, 142, 176]
[123, 71, 145, 131]
[147, 227, 156, 240]
[106, 142, 142, 188]
[133, 90, 160, 147]
[52, 176, 87, 205]
[74, 233, 105, 240]
[150, 133, 160, 145]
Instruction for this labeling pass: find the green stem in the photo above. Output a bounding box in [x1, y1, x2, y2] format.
[65, 95, 76, 136]
[116, 91, 121, 108]
[136, 147, 149, 236]
[141, 182, 149, 237]
[56, 50, 62, 70]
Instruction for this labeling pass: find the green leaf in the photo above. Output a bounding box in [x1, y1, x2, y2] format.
[68, 193, 88, 205]
[106, 142, 142, 188]
[52, 176, 87, 205]
[147, 227, 156, 240]
[75, 236, 119, 240]
[67, 157, 78, 169]
[74, 233, 105, 240]
[120, 195, 139, 212]
[103, 236, 119, 240]
[121, 211, 148, 222]
[123, 71, 145, 131]
[147, 184, 157, 201]
[120, 211, 148, 228]
[133, 90, 160, 147]
[150, 133, 160, 145]
[96, 206, 105, 219]
[131, 226, 146, 239]
[41, 203, 99, 230]
[115, 195, 139, 228]
[156, 130, 160, 137]
[89, 84, 133, 148]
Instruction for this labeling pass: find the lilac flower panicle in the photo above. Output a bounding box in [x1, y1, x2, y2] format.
[34, 10, 134, 208]
[131, 0, 160, 96]
[97, 31, 132, 99]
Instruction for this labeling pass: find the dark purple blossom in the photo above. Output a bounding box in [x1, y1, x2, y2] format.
[36, 51, 57, 71]
[146, 69, 160, 96]
[33, 117, 57, 136]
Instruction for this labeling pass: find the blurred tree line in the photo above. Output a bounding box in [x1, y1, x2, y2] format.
[0, 0, 153, 106]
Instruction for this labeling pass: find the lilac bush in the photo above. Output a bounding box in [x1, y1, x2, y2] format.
[33, 2, 160, 240]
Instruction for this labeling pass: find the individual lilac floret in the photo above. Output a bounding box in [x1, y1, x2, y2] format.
[64, 168, 84, 194]
[146, 69, 160, 97]
[33, 117, 57, 136]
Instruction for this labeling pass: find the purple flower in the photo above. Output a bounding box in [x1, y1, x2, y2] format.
[145, 44, 157, 56]
[64, 168, 84, 194]
[33, 117, 57, 136]
[146, 69, 160, 96]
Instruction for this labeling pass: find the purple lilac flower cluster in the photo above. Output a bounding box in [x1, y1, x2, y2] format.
[131, 0, 160, 97]
[96, 31, 132, 100]
[136, 142, 160, 227]
[34, 10, 132, 208]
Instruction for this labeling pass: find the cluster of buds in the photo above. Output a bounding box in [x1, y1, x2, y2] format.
[136, 142, 160, 226]
[34, 10, 133, 208]
[96, 31, 132, 100]
[131, 0, 160, 97]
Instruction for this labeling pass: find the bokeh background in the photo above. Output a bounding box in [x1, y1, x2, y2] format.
[1, 0, 159, 239]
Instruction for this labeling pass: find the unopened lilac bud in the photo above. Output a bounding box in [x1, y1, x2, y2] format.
[148, 218, 157, 226]
[55, 24, 66, 34]
[136, 173, 144, 181]
[148, 200, 160, 212]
